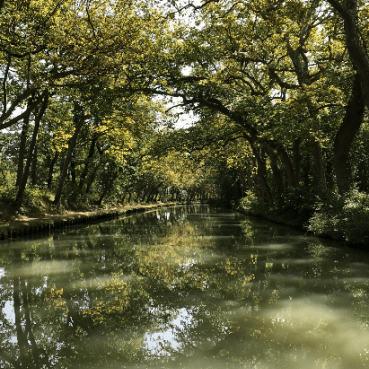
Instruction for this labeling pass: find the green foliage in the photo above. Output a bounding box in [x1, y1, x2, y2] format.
[279, 189, 316, 225]
[308, 189, 369, 245]
[240, 188, 316, 229]
[0, 0, 369, 252]
[21, 185, 55, 214]
[240, 191, 269, 217]
[209, 165, 241, 207]
[0, 157, 17, 202]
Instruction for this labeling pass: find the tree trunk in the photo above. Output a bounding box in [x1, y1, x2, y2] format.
[136, 180, 145, 202]
[96, 173, 118, 207]
[142, 185, 151, 202]
[265, 146, 284, 202]
[293, 139, 302, 185]
[333, 73, 365, 194]
[248, 139, 274, 205]
[306, 106, 328, 195]
[252, 156, 263, 198]
[327, 0, 369, 109]
[70, 154, 76, 185]
[16, 109, 31, 186]
[85, 170, 97, 194]
[276, 143, 298, 189]
[237, 167, 248, 194]
[31, 143, 37, 185]
[47, 151, 59, 189]
[79, 137, 97, 189]
[53, 116, 84, 205]
[313, 140, 327, 194]
[16, 92, 49, 208]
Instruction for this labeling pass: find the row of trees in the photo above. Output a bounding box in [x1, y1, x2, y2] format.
[156, 0, 369, 204]
[1, 0, 369, 222]
[0, 0, 217, 215]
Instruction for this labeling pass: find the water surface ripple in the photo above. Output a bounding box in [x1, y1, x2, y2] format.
[1, 205, 369, 368]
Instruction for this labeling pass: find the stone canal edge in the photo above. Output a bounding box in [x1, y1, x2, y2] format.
[0, 203, 178, 241]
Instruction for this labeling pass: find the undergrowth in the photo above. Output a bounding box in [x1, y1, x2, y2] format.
[239, 190, 314, 229]
[308, 189, 369, 245]
[240, 189, 369, 247]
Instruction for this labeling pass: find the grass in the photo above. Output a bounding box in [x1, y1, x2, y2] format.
[0, 197, 176, 240]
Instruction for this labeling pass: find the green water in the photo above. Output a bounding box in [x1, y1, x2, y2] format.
[1, 205, 369, 369]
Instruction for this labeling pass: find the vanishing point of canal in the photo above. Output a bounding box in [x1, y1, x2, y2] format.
[1, 205, 369, 369]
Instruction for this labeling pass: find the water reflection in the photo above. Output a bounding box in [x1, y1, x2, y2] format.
[1, 205, 369, 368]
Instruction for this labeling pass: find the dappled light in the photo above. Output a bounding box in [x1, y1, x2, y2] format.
[1, 206, 369, 368]
[1, 0, 369, 367]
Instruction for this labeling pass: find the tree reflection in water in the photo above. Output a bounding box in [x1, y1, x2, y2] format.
[1, 205, 369, 368]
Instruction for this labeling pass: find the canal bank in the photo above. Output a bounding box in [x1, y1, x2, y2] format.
[0, 202, 177, 240]
[234, 202, 369, 252]
[1, 205, 369, 368]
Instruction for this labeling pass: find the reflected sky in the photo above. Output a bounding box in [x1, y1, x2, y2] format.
[1, 205, 369, 368]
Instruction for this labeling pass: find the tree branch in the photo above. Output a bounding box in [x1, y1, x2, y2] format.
[268, 68, 299, 89]
[0, 89, 49, 130]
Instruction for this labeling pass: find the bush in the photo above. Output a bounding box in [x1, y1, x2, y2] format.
[239, 189, 315, 229]
[240, 191, 269, 216]
[308, 189, 369, 245]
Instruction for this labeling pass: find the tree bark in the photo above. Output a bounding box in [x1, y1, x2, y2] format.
[265, 146, 284, 202]
[293, 139, 302, 185]
[47, 151, 59, 189]
[85, 171, 96, 194]
[273, 142, 297, 189]
[16, 92, 49, 208]
[313, 140, 327, 194]
[31, 143, 37, 185]
[53, 115, 84, 205]
[136, 180, 145, 202]
[79, 137, 97, 189]
[16, 109, 31, 186]
[96, 172, 118, 206]
[237, 166, 248, 194]
[247, 138, 274, 204]
[333, 73, 365, 194]
[142, 185, 152, 202]
[327, 0, 369, 109]
[70, 154, 76, 185]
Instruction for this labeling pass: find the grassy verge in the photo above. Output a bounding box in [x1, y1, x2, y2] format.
[0, 202, 176, 240]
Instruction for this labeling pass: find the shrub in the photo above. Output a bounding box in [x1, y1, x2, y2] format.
[308, 189, 369, 245]
[240, 191, 269, 216]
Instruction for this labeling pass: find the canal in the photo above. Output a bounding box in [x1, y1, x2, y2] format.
[1, 205, 369, 368]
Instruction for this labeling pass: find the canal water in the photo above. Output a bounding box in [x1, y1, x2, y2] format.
[1, 205, 369, 369]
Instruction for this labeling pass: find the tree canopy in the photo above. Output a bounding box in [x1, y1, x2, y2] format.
[1, 0, 369, 229]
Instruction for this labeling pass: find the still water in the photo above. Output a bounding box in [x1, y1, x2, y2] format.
[1, 205, 369, 369]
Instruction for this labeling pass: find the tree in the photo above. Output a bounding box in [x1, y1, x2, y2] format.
[326, 0, 369, 108]
[149, 0, 368, 202]
[15, 91, 50, 209]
